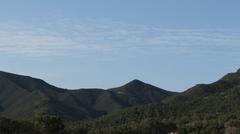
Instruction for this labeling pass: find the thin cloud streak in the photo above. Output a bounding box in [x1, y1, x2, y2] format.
[0, 18, 240, 57]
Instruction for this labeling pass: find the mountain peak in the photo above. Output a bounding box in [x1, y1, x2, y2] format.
[128, 79, 145, 85]
[122, 79, 147, 89]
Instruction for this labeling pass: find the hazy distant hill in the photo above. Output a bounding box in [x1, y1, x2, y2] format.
[0, 71, 176, 120]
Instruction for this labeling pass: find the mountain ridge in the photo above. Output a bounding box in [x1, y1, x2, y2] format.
[0, 70, 175, 120]
[87, 69, 240, 133]
[0, 68, 240, 123]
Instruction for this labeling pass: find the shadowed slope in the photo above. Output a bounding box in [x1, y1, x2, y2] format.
[0, 71, 175, 120]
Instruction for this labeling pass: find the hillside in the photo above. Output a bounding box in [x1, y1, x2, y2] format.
[164, 69, 240, 115]
[110, 79, 176, 106]
[0, 69, 240, 133]
[0, 71, 175, 120]
[92, 69, 240, 122]
[79, 69, 240, 134]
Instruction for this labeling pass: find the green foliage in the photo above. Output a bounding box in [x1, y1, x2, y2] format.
[66, 123, 90, 134]
[0, 112, 240, 134]
[67, 118, 177, 134]
[0, 117, 37, 134]
[178, 120, 224, 134]
[34, 113, 65, 134]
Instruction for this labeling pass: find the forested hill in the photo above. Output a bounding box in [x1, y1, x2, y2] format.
[0, 71, 176, 121]
[81, 69, 240, 134]
[1, 69, 240, 133]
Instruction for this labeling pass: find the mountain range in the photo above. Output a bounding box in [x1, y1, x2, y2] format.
[0, 69, 239, 122]
[84, 69, 240, 134]
[0, 71, 176, 120]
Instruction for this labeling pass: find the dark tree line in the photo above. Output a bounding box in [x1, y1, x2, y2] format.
[0, 113, 65, 134]
[0, 112, 240, 134]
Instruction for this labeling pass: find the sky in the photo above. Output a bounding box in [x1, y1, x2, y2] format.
[0, 0, 240, 91]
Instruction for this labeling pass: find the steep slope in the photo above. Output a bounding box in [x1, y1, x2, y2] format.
[0, 71, 175, 120]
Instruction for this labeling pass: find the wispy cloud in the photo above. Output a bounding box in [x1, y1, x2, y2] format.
[0, 18, 240, 57]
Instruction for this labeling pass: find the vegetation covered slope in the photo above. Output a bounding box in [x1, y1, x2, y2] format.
[1, 69, 240, 133]
[164, 69, 240, 116]
[73, 69, 240, 134]
[0, 71, 175, 121]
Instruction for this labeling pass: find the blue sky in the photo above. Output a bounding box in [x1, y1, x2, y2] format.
[0, 0, 240, 91]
